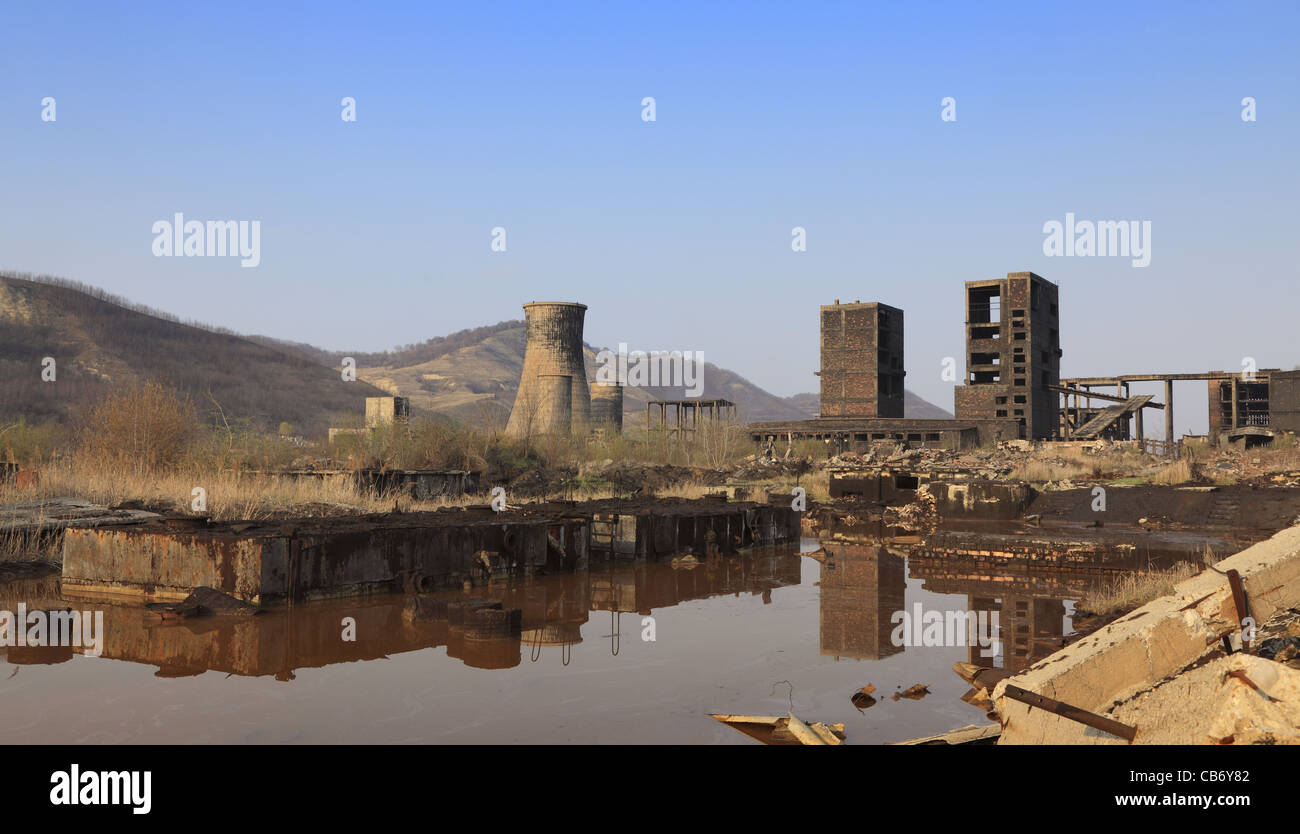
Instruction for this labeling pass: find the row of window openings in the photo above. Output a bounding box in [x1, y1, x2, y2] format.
[968, 372, 1055, 386]
[969, 329, 1062, 349]
[995, 393, 1027, 418]
[968, 352, 1055, 367]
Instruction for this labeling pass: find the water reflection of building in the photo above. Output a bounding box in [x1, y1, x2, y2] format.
[17, 550, 803, 679]
[906, 559, 1082, 672]
[817, 544, 906, 661]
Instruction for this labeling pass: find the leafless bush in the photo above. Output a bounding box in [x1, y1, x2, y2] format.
[77, 381, 200, 471]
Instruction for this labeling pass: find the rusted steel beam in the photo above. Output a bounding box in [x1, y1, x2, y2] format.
[1226, 568, 1250, 651]
[1002, 684, 1136, 742]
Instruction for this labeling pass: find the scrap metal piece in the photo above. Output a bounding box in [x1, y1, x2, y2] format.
[1226, 568, 1251, 652]
[1002, 683, 1136, 742]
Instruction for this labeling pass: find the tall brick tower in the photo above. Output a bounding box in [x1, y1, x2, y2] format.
[954, 272, 1061, 439]
[506, 302, 591, 436]
[818, 301, 905, 418]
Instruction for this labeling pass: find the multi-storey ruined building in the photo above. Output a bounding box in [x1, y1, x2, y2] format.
[817, 301, 904, 418]
[954, 272, 1061, 440]
[1209, 376, 1274, 432]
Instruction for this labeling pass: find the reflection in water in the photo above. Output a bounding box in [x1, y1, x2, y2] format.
[0, 523, 1202, 743]
[10, 549, 804, 679]
[818, 544, 905, 661]
[1, 539, 1084, 681]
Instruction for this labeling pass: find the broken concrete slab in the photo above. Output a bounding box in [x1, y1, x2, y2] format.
[1105, 654, 1300, 745]
[0, 497, 161, 533]
[709, 713, 846, 745]
[61, 510, 585, 605]
[993, 523, 1300, 743]
[58, 498, 800, 606]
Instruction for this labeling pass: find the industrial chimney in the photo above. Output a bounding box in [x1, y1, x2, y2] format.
[505, 302, 591, 436]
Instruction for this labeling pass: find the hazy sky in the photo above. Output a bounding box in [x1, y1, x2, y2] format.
[2, 1, 1296, 433]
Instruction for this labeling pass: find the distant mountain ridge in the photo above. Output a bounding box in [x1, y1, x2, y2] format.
[0, 272, 954, 434]
[782, 390, 953, 420]
[0, 272, 392, 435]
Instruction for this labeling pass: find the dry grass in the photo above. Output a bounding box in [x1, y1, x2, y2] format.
[1149, 457, 1194, 485]
[1009, 459, 1093, 483]
[8, 457, 483, 522]
[0, 523, 61, 564]
[788, 470, 830, 503]
[657, 480, 724, 500]
[1079, 561, 1200, 619]
[1255, 433, 1300, 472]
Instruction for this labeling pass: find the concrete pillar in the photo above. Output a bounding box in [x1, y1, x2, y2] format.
[1135, 408, 1144, 443]
[1164, 379, 1174, 444]
[1231, 376, 1239, 430]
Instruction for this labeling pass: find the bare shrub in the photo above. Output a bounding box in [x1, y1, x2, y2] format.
[77, 381, 199, 471]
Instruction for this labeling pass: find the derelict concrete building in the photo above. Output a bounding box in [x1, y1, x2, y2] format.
[1268, 371, 1300, 434]
[817, 300, 904, 418]
[505, 302, 591, 437]
[748, 294, 1019, 451]
[954, 272, 1061, 440]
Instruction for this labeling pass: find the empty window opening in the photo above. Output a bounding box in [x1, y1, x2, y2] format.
[968, 287, 1001, 324]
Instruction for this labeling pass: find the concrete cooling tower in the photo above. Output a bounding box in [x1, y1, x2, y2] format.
[505, 302, 590, 436]
[589, 379, 624, 433]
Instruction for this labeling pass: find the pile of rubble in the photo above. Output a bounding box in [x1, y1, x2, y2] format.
[881, 486, 937, 532]
[1196, 444, 1300, 487]
[822, 446, 1010, 478]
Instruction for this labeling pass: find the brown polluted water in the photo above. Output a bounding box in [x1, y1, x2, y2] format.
[2, 530, 1195, 745]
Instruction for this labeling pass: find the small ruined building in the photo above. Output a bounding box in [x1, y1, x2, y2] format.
[328, 395, 410, 445]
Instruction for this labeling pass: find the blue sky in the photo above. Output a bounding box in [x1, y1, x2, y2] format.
[1, 1, 1296, 432]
